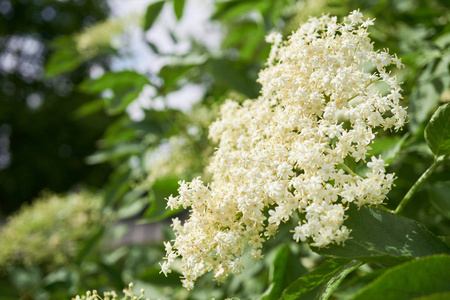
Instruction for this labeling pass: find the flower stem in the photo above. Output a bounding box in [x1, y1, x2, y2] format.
[394, 155, 446, 215]
[340, 162, 361, 178]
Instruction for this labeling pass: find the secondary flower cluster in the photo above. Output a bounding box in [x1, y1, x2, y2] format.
[73, 283, 148, 300]
[0, 191, 110, 269]
[161, 11, 406, 289]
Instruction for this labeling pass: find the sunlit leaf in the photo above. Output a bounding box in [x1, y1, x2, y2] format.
[425, 103, 450, 157]
[173, 0, 185, 20]
[79, 71, 150, 115]
[144, 1, 165, 31]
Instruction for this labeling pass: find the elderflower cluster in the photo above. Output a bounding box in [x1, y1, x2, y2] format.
[161, 11, 406, 289]
[75, 13, 141, 59]
[0, 191, 110, 269]
[73, 283, 149, 300]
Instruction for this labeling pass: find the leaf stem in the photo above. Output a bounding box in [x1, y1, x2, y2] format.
[394, 155, 446, 215]
[340, 162, 361, 178]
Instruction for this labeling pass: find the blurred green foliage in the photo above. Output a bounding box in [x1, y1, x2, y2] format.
[0, 0, 114, 216]
[0, 0, 450, 299]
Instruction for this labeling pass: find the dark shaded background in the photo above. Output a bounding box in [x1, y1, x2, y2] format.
[0, 0, 113, 216]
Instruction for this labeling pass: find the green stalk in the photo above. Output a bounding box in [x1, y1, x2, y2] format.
[340, 162, 361, 178]
[394, 155, 446, 215]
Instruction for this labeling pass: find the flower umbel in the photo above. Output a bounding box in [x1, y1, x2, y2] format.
[162, 11, 406, 289]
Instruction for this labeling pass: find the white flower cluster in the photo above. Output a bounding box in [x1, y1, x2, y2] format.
[73, 283, 149, 300]
[161, 11, 406, 289]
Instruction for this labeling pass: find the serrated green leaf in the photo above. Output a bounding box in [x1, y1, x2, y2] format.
[425, 103, 450, 157]
[173, 0, 185, 20]
[313, 205, 450, 263]
[353, 255, 450, 300]
[144, 1, 165, 31]
[280, 258, 360, 300]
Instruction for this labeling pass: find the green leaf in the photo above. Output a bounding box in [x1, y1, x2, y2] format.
[413, 292, 450, 300]
[208, 59, 259, 98]
[144, 1, 165, 31]
[138, 267, 182, 285]
[159, 64, 197, 93]
[212, 0, 269, 21]
[428, 181, 450, 219]
[425, 103, 450, 157]
[370, 134, 409, 164]
[353, 255, 450, 300]
[259, 244, 292, 300]
[79, 71, 150, 115]
[280, 258, 361, 300]
[144, 177, 183, 222]
[73, 99, 105, 119]
[173, 0, 185, 20]
[86, 143, 142, 164]
[313, 205, 450, 263]
[45, 37, 82, 77]
[75, 227, 105, 264]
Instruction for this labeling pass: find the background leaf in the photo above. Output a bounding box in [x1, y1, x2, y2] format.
[425, 103, 450, 157]
[144, 1, 165, 31]
[427, 181, 450, 219]
[353, 255, 450, 300]
[173, 0, 185, 20]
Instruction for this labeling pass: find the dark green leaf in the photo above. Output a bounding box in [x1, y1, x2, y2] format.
[259, 244, 291, 300]
[73, 99, 105, 119]
[45, 37, 82, 77]
[413, 292, 450, 300]
[280, 258, 360, 300]
[208, 59, 259, 98]
[159, 63, 198, 93]
[75, 227, 105, 264]
[370, 134, 409, 164]
[138, 267, 182, 285]
[313, 205, 450, 263]
[173, 0, 185, 20]
[353, 255, 450, 300]
[144, 1, 165, 31]
[144, 177, 183, 222]
[425, 103, 450, 157]
[428, 181, 450, 219]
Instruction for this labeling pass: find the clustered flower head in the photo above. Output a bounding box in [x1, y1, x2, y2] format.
[161, 11, 407, 289]
[75, 13, 141, 59]
[73, 282, 149, 300]
[0, 191, 110, 269]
